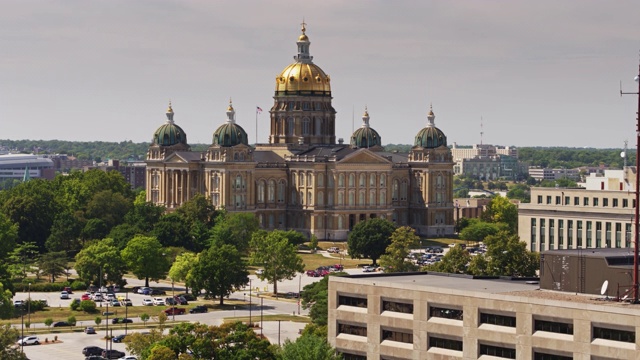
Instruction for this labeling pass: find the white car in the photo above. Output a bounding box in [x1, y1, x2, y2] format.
[153, 297, 165, 306]
[17, 336, 39, 345]
[142, 298, 153, 306]
[255, 269, 264, 275]
[60, 291, 70, 300]
[13, 300, 24, 307]
[118, 356, 137, 360]
[93, 293, 103, 302]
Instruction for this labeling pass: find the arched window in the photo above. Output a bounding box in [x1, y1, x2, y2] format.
[235, 175, 243, 190]
[287, 117, 295, 135]
[307, 191, 313, 205]
[299, 173, 305, 187]
[212, 174, 220, 190]
[349, 173, 355, 187]
[359, 173, 366, 187]
[370, 174, 376, 187]
[269, 214, 275, 228]
[291, 190, 297, 204]
[292, 172, 297, 187]
[369, 190, 375, 206]
[349, 191, 355, 206]
[338, 174, 345, 187]
[338, 191, 344, 205]
[257, 180, 265, 203]
[315, 117, 323, 135]
[317, 173, 324, 187]
[302, 118, 310, 135]
[392, 179, 399, 200]
[401, 180, 408, 200]
[258, 214, 264, 226]
[268, 180, 275, 202]
[300, 191, 305, 205]
[328, 174, 334, 188]
[307, 173, 313, 186]
[278, 180, 286, 203]
[359, 190, 365, 206]
[380, 191, 386, 205]
[380, 174, 386, 187]
[328, 191, 334, 205]
[437, 174, 443, 188]
[317, 191, 324, 206]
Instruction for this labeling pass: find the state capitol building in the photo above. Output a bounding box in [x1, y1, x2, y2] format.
[145, 24, 455, 241]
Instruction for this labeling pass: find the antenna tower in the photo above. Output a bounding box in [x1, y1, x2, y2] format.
[480, 116, 484, 145]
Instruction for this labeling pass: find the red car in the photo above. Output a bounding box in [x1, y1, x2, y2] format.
[163, 307, 186, 315]
[81, 294, 91, 301]
[306, 270, 318, 277]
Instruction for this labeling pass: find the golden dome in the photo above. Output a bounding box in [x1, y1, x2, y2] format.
[298, 34, 309, 41]
[276, 63, 331, 93]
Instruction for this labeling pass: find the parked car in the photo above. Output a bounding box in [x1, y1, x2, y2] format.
[176, 293, 197, 301]
[17, 336, 39, 345]
[93, 293, 103, 302]
[84, 327, 96, 334]
[175, 295, 189, 305]
[132, 286, 141, 294]
[137, 287, 150, 295]
[60, 291, 70, 299]
[13, 300, 24, 307]
[362, 266, 375, 272]
[142, 298, 153, 306]
[255, 268, 264, 275]
[110, 299, 120, 307]
[82, 346, 104, 356]
[117, 356, 137, 360]
[53, 321, 70, 327]
[306, 269, 318, 277]
[327, 247, 340, 253]
[85, 356, 108, 360]
[81, 293, 91, 301]
[112, 334, 127, 343]
[102, 349, 126, 359]
[163, 307, 186, 315]
[153, 297, 165, 306]
[189, 305, 208, 314]
[151, 289, 166, 295]
[121, 299, 133, 306]
[111, 318, 133, 324]
[165, 297, 177, 306]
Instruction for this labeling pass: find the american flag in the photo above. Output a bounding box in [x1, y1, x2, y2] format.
[256, 106, 263, 113]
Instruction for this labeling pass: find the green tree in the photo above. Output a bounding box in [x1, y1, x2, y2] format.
[191, 244, 248, 305]
[0, 324, 28, 359]
[482, 231, 539, 277]
[427, 245, 471, 274]
[278, 333, 342, 360]
[507, 183, 531, 203]
[37, 251, 67, 283]
[0, 213, 19, 259]
[379, 226, 420, 273]
[44, 318, 53, 329]
[85, 190, 131, 229]
[7, 242, 38, 283]
[124, 328, 164, 359]
[0, 283, 14, 319]
[225, 212, 261, 252]
[148, 345, 176, 360]
[152, 213, 191, 248]
[459, 219, 501, 242]
[250, 230, 304, 296]
[107, 223, 142, 250]
[67, 315, 76, 326]
[140, 313, 150, 326]
[122, 235, 170, 287]
[168, 252, 197, 294]
[81, 218, 109, 242]
[45, 211, 84, 253]
[174, 194, 218, 228]
[124, 200, 164, 233]
[482, 195, 518, 233]
[301, 276, 331, 330]
[95, 316, 102, 326]
[74, 239, 126, 285]
[347, 218, 396, 265]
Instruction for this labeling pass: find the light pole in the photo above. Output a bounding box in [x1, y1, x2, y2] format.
[249, 279, 252, 326]
[171, 277, 175, 322]
[27, 283, 31, 329]
[125, 291, 129, 335]
[20, 300, 24, 353]
[297, 274, 301, 315]
[621, 64, 640, 304]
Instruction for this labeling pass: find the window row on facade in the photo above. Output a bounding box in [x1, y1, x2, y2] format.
[530, 218, 632, 252]
[536, 194, 635, 209]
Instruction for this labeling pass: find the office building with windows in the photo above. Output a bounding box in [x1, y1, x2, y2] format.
[328, 272, 640, 359]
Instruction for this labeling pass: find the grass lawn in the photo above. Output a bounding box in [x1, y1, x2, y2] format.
[298, 253, 366, 270]
[223, 314, 309, 324]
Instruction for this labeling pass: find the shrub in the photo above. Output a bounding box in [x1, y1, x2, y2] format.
[70, 280, 87, 291]
[95, 316, 102, 326]
[25, 299, 47, 312]
[67, 315, 76, 326]
[79, 300, 97, 313]
[44, 318, 53, 328]
[70, 299, 81, 311]
[25, 282, 68, 292]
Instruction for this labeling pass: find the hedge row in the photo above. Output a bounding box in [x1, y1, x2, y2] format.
[16, 280, 87, 293]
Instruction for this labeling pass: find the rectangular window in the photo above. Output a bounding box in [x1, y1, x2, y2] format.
[605, 222, 611, 248]
[595, 222, 602, 248]
[549, 219, 555, 250]
[381, 329, 413, 344]
[546, 196, 552, 204]
[603, 198, 608, 207]
[555, 196, 561, 205]
[341, 354, 366, 360]
[382, 300, 413, 314]
[567, 220, 573, 249]
[613, 198, 619, 207]
[583, 197, 589, 206]
[480, 344, 516, 359]
[534, 319, 574, 334]
[593, 197, 599, 206]
[480, 312, 516, 327]
[558, 220, 564, 249]
[586, 221, 592, 248]
[626, 223, 632, 247]
[623, 198, 629, 208]
[593, 326, 636, 343]
[533, 352, 572, 360]
[338, 323, 367, 337]
[338, 295, 367, 308]
[577, 221, 583, 248]
[564, 196, 570, 205]
[430, 306, 463, 320]
[540, 219, 546, 250]
[615, 223, 622, 248]
[531, 218, 537, 251]
[429, 336, 462, 351]
[574, 197, 579, 206]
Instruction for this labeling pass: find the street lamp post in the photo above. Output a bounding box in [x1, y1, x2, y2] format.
[297, 274, 301, 315]
[621, 64, 640, 304]
[249, 279, 252, 326]
[125, 291, 129, 335]
[27, 283, 31, 329]
[171, 278, 175, 322]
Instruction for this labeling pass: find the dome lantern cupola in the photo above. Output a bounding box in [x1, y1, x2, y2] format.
[152, 101, 188, 146]
[414, 104, 447, 148]
[294, 20, 313, 63]
[350, 106, 382, 149]
[212, 99, 249, 147]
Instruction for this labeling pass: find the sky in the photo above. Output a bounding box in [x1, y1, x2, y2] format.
[1, 0, 640, 148]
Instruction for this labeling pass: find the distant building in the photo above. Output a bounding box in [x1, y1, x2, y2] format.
[85, 159, 147, 190]
[453, 197, 490, 224]
[451, 143, 526, 180]
[518, 168, 636, 252]
[528, 166, 580, 182]
[0, 154, 55, 180]
[44, 154, 94, 172]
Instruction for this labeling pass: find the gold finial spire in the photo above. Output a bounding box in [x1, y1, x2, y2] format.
[167, 100, 173, 114]
[301, 18, 306, 34]
[428, 103, 434, 116]
[363, 105, 369, 117]
[227, 97, 234, 111]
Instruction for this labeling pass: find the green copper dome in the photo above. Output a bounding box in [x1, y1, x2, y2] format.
[153, 103, 188, 146]
[350, 108, 382, 148]
[414, 105, 447, 148]
[212, 100, 249, 147]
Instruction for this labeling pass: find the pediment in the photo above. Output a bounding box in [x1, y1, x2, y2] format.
[338, 149, 392, 165]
